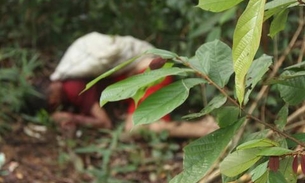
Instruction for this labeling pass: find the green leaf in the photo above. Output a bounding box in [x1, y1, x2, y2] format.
[192, 40, 233, 87]
[170, 118, 244, 183]
[189, 13, 223, 39]
[206, 26, 221, 42]
[250, 161, 268, 182]
[285, 61, 305, 70]
[214, 106, 240, 128]
[244, 54, 273, 105]
[268, 171, 287, 183]
[100, 67, 192, 106]
[133, 78, 206, 126]
[220, 148, 262, 177]
[258, 147, 293, 156]
[145, 48, 178, 59]
[286, 133, 305, 148]
[269, 9, 289, 38]
[265, 0, 296, 10]
[183, 94, 227, 119]
[277, 70, 305, 105]
[232, 0, 265, 105]
[254, 171, 268, 183]
[278, 157, 297, 183]
[237, 138, 279, 150]
[274, 104, 288, 131]
[197, 0, 244, 12]
[82, 55, 141, 94]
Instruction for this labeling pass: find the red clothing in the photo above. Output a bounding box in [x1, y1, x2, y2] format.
[61, 75, 173, 121]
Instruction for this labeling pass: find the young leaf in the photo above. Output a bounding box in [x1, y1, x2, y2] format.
[301, 154, 305, 174]
[244, 54, 272, 105]
[268, 156, 280, 172]
[170, 118, 244, 183]
[192, 40, 233, 88]
[133, 78, 206, 126]
[197, 0, 244, 12]
[182, 94, 227, 119]
[269, 9, 289, 38]
[232, 0, 265, 105]
[274, 104, 288, 131]
[220, 148, 263, 177]
[292, 155, 298, 174]
[277, 70, 305, 105]
[100, 67, 193, 106]
[237, 138, 279, 150]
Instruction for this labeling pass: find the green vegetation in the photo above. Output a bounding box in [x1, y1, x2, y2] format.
[1, 0, 305, 182]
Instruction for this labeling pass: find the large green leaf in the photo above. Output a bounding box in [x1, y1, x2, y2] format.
[197, 0, 244, 12]
[244, 54, 272, 105]
[133, 78, 206, 126]
[170, 118, 244, 183]
[220, 148, 263, 177]
[191, 40, 233, 88]
[232, 0, 265, 105]
[100, 67, 192, 106]
[277, 70, 305, 105]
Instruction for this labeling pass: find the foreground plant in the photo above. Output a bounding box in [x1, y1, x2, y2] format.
[85, 0, 305, 182]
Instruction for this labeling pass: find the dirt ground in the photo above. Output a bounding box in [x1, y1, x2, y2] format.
[0, 121, 185, 183]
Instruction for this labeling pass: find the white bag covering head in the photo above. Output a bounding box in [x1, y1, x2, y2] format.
[50, 32, 155, 81]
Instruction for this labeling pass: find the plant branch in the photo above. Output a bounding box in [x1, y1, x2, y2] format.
[247, 115, 305, 147]
[287, 104, 305, 123]
[179, 8, 305, 147]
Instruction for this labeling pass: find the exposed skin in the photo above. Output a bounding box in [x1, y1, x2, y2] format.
[48, 57, 219, 138]
[47, 81, 112, 130]
[125, 114, 218, 138]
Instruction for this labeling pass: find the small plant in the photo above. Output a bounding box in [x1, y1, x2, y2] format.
[0, 48, 42, 129]
[73, 125, 181, 182]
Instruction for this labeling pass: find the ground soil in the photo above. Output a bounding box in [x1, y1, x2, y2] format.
[0, 121, 185, 183]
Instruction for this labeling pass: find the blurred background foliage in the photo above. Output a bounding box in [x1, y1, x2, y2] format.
[0, 0, 302, 127]
[0, 0, 236, 126]
[0, 0, 238, 55]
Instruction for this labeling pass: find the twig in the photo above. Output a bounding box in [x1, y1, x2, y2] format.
[287, 104, 305, 123]
[298, 0, 305, 5]
[247, 115, 305, 147]
[297, 8, 305, 63]
[286, 120, 305, 131]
